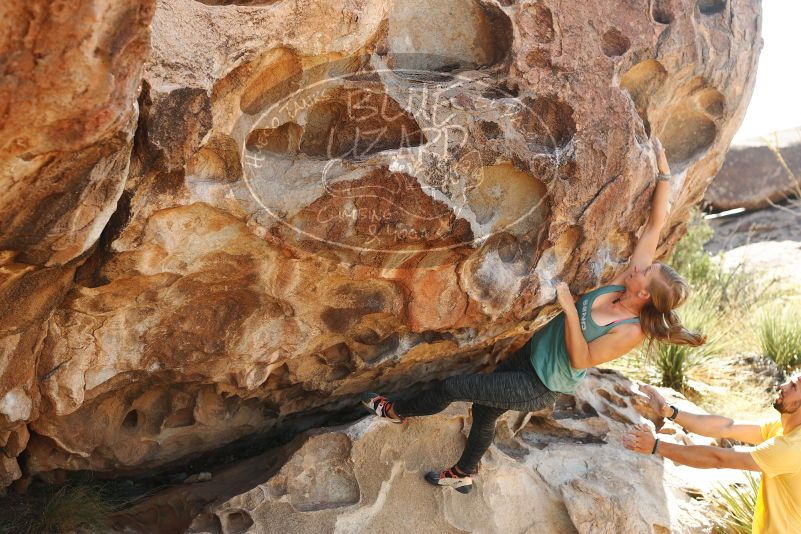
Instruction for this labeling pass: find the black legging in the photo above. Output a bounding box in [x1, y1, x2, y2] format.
[392, 339, 559, 474]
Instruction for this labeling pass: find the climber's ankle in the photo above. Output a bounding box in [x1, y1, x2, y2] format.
[451, 464, 472, 477]
[386, 403, 401, 421]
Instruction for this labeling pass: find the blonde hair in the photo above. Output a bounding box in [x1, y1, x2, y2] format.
[639, 263, 706, 347]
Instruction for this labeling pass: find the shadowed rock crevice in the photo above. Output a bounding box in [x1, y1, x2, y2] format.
[220, 509, 254, 534]
[698, 0, 726, 15]
[74, 188, 133, 288]
[519, 416, 606, 448]
[122, 409, 140, 429]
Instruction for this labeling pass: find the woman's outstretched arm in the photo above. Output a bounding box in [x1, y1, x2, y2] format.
[612, 139, 673, 283]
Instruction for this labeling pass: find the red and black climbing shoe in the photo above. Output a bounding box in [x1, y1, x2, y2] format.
[360, 392, 404, 423]
[424, 467, 473, 494]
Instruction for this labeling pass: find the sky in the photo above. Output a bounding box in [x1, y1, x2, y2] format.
[733, 0, 801, 141]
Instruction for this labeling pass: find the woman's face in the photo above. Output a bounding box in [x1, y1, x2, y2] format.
[624, 263, 662, 297]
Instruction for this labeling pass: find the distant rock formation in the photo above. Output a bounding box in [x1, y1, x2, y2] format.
[109, 370, 736, 534]
[707, 204, 801, 252]
[705, 128, 801, 212]
[1, 0, 761, 486]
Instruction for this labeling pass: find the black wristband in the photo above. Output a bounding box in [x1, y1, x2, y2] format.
[651, 438, 660, 455]
[668, 405, 679, 421]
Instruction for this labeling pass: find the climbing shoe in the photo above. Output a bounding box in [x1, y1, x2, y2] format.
[424, 467, 473, 494]
[360, 392, 404, 423]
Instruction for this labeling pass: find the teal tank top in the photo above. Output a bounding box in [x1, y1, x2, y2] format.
[529, 285, 640, 394]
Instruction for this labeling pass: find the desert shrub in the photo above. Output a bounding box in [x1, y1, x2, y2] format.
[758, 305, 801, 372]
[0, 483, 117, 534]
[649, 343, 700, 390]
[709, 472, 760, 534]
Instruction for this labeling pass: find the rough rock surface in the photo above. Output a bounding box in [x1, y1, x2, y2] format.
[0, 0, 761, 483]
[0, 0, 156, 486]
[109, 369, 736, 534]
[705, 128, 801, 212]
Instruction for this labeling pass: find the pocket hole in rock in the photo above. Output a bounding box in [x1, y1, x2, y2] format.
[620, 59, 668, 137]
[652, 0, 675, 24]
[698, 0, 726, 15]
[220, 509, 254, 534]
[122, 409, 140, 429]
[516, 96, 576, 151]
[601, 29, 630, 57]
[660, 104, 717, 170]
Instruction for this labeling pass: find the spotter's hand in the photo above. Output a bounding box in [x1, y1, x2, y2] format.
[621, 424, 658, 455]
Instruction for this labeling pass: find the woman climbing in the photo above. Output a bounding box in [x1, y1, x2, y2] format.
[361, 137, 705, 494]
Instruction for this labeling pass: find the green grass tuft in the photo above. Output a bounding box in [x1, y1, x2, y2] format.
[758, 305, 801, 372]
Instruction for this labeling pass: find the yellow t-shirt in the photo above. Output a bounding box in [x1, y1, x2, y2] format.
[750, 419, 801, 534]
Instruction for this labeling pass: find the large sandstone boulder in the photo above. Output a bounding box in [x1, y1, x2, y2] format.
[0, 0, 155, 487]
[1, 0, 761, 484]
[109, 370, 740, 533]
[705, 128, 801, 211]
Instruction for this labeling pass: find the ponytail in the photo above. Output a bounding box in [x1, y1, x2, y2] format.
[640, 263, 707, 347]
[640, 305, 706, 347]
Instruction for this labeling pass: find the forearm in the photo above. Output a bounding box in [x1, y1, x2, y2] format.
[673, 411, 735, 439]
[657, 441, 727, 469]
[563, 308, 590, 369]
[646, 179, 671, 230]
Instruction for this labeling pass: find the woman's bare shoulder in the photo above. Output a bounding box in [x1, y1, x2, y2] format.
[611, 322, 645, 341]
